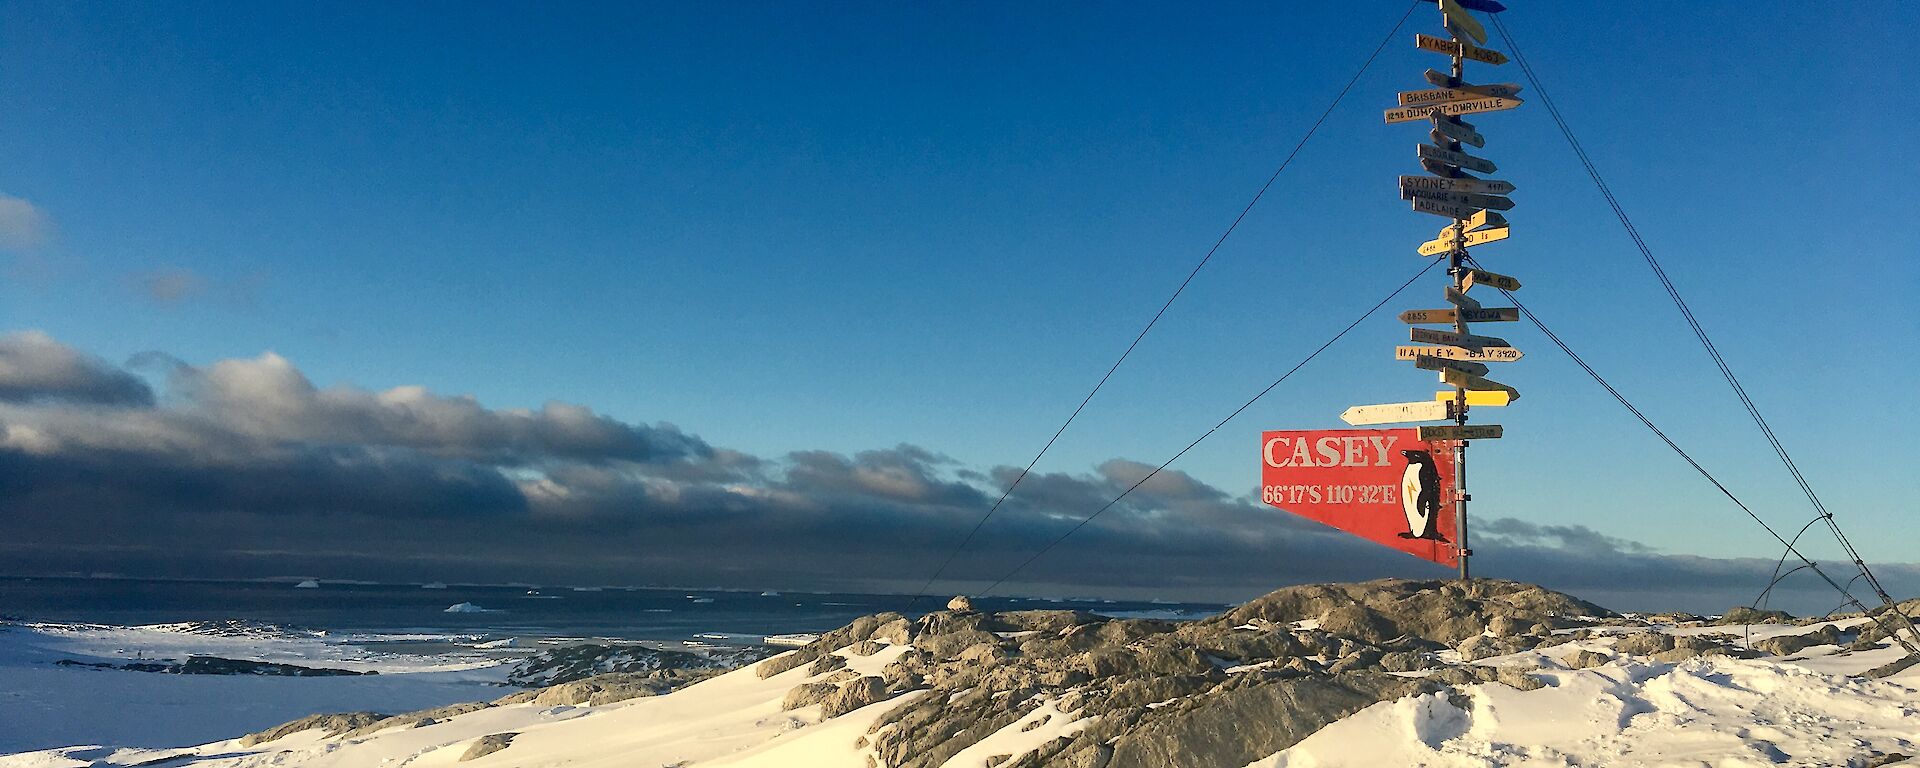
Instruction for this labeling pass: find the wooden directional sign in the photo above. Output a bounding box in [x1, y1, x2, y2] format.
[1410, 327, 1508, 350]
[1341, 400, 1453, 426]
[1413, 354, 1489, 376]
[1402, 187, 1514, 211]
[1421, 70, 1523, 99]
[1397, 86, 1523, 107]
[1436, 389, 1513, 406]
[1442, 368, 1519, 396]
[1463, 268, 1522, 292]
[1420, 157, 1469, 178]
[1419, 424, 1503, 441]
[1417, 225, 1511, 256]
[1418, 144, 1497, 174]
[1440, 0, 1488, 44]
[1398, 307, 1516, 324]
[1401, 175, 1515, 196]
[1412, 197, 1478, 220]
[1429, 114, 1484, 147]
[1385, 96, 1521, 124]
[1397, 344, 1523, 362]
[1444, 286, 1481, 310]
[1415, 34, 1509, 66]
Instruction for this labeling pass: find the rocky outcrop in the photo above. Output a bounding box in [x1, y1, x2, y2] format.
[459, 732, 516, 762]
[508, 643, 770, 687]
[239, 712, 386, 747]
[342, 702, 492, 738]
[858, 578, 1610, 768]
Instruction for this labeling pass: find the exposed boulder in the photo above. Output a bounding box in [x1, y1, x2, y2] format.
[530, 670, 709, 706]
[508, 642, 767, 687]
[1714, 606, 1793, 626]
[757, 648, 821, 678]
[783, 682, 837, 711]
[343, 702, 491, 738]
[823, 675, 891, 717]
[948, 595, 976, 612]
[1753, 625, 1845, 657]
[1207, 579, 1611, 647]
[460, 732, 516, 762]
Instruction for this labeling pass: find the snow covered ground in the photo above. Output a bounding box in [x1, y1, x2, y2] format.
[1255, 618, 1920, 767]
[3, 614, 1916, 767]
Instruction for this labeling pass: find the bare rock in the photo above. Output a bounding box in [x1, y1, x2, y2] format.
[808, 653, 848, 676]
[1101, 674, 1431, 768]
[1564, 649, 1612, 669]
[757, 648, 821, 678]
[923, 628, 1001, 660]
[846, 640, 887, 657]
[783, 681, 838, 710]
[948, 595, 976, 612]
[459, 732, 516, 762]
[1753, 625, 1844, 657]
[1714, 606, 1793, 625]
[823, 675, 892, 717]
[240, 712, 385, 747]
[343, 702, 491, 738]
[1612, 632, 1676, 656]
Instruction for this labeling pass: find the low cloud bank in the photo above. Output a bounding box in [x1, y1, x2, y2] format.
[0, 331, 1904, 615]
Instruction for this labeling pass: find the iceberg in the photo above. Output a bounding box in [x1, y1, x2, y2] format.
[293, 579, 320, 589]
[443, 602, 488, 613]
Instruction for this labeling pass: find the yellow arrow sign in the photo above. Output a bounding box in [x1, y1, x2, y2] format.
[1417, 225, 1511, 256]
[1439, 0, 1488, 44]
[1437, 390, 1513, 406]
[1419, 424, 1503, 441]
[1463, 268, 1522, 292]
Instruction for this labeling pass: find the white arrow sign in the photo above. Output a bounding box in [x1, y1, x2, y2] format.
[1341, 400, 1454, 426]
[1410, 327, 1509, 350]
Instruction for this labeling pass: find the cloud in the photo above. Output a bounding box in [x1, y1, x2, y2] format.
[0, 194, 50, 250]
[136, 268, 207, 305]
[0, 331, 1910, 616]
[0, 331, 154, 406]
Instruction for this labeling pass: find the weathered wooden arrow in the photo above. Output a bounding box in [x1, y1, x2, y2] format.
[1420, 70, 1523, 98]
[1442, 368, 1520, 396]
[1341, 400, 1454, 426]
[1413, 354, 1490, 376]
[1419, 424, 1503, 441]
[1402, 187, 1514, 211]
[1412, 197, 1478, 219]
[1415, 34, 1509, 66]
[1420, 157, 1470, 179]
[1463, 268, 1522, 292]
[1440, 0, 1489, 44]
[1418, 144, 1497, 174]
[1401, 175, 1516, 196]
[1398, 85, 1523, 107]
[1444, 286, 1481, 311]
[1417, 225, 1511, 256]
[1411, 327, 1508, 350]
[1402, 306, 1518, 325]
[1397, 344, 1523, 362]
[1385, 95, 1521, 124]
[1436, 389, 1513, 406]
[1429, 114, 1484, 147]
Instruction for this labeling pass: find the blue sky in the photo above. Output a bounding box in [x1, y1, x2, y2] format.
[0, 1, 1914, 604]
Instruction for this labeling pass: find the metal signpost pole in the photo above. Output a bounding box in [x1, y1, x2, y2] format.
[1444, 5, 1472, 582]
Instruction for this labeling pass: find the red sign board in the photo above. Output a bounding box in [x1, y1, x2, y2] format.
[1260, 428, 1459, 567]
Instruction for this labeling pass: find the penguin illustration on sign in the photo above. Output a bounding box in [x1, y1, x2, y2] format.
[1398, 449, 1448, 542]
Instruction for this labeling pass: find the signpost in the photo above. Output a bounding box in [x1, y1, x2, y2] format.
[1401, 188, 1514, 211]
[1385, 95, 1520, 124]
[1418, 424, 1503, 441]
[1340, 400, 1453, 426]
[1401, 175, 1515, 196]
[1417, 225, 1509, 256]
[1463, 268, 1522, 292]
[1412, 354, 1489, 377]
[1417, 144, 1498, 173]
[1429, 114, 1483, 146]
[1396, 345, 1522, 362]
[1397, 85, 1523, 106]
[1398, 307, 1518, 324]
[1414, 34, 1509, 65]
[1267, 0, 1522, 582]
[1410, 327, 1508, 350]
[1436, 390, 1512, 406]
